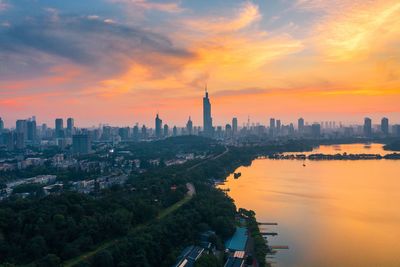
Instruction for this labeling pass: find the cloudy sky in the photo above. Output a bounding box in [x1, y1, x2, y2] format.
[1, 0, 400, 127]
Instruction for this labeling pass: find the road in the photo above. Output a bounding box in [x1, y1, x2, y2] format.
[186, 146, 229, 171]
[63, 146, 229, 266]
[64, 183, 196, 267]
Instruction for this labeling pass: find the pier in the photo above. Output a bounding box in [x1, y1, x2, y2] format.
[258, 222, 278, 225]
[269, 246, 289, 250]
[261, 232, 278, 236]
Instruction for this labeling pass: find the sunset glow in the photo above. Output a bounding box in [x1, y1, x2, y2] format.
[1, 0, 399, 126]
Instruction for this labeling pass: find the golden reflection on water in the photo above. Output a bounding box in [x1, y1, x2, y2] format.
[219, 144, 400, 267]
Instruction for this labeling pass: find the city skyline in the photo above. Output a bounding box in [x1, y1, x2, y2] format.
[1, 0, 400, 126]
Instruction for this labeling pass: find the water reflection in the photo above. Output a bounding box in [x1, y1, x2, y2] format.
[219, 144, 400, 267]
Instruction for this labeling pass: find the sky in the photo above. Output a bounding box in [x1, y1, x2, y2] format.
[1, 0, 400, 128]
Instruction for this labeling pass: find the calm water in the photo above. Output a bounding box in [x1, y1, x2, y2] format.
[219, 144, 400, 267]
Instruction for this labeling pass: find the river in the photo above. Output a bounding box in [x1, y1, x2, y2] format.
[219, 143, 400, 267]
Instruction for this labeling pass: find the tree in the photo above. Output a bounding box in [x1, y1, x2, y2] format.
[194, 254, 221, 267]
[92, 250, 114, 267]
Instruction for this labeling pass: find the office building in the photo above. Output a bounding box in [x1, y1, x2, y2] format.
[232, 118, 238, 135]
[203, 88, 213, 136]
[364, 117, 372, 137]
[381, 117, 389, 136]
[27, 120, 37, 142]
[55, 118, 64, 138]
[163, 124, 169, 137]
[298, 118, 305, 134]
[155, 114, 162, 139]
[67, 118, 74, 137]
[186, 117, 193, 135]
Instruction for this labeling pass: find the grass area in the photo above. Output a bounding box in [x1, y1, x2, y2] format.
[64, 189, 194, 267]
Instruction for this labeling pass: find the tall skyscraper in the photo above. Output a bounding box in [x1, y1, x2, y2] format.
[72, 134, 91, 154]
[67, 118, 74, 137]
[298, 118, 305, 133]
[364, 117, 372, 137]
[155, 114, 162, 139]
[173, 126, 178, 136]
[232, 117, 238, 135]
[381, 117, 389, 136]
[203, 87, 213, 136]
[186, 117, 193, 135]
[55, 118, 64, 138]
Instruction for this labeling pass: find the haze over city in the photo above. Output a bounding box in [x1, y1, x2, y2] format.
[1, 0, 400, 127]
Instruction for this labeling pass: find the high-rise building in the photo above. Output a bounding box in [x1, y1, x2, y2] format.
[270, 118, 276, 129]
[311, 123, 321, 138]
[203, 87, 213, 136]
[72, 134, 91, 154]
[133, 124, 139, 140]
[232, 118, 238, 135]
[276, 120, 281, 134]
[381, 117, 389, 136]
[225, 124, 232, 138]
[298, 118, 304, 133]
[155, 114, 162, 139]
[163, 124, 169, 137]
[27, 120, 37, 142]
[269, 118, 275, 136]
[3, 132, 14, 151]
[55, 118, 64, 138]
[393, 125, 400, 137]
[16, 120, 27, 143]
[67, 118, 74, 137]
[173, 126, 178, 136]
[364, 117, 372, 137]
[141, 125, 147, 139]
[0, 117, 4, 135]
[186, 117, 193, 135]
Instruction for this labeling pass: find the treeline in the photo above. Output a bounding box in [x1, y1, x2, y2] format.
[75, 188, 236, 267]
[118, 136, 224, 160]
[0, 175, 186, 265]
[384, 140, 400, 151]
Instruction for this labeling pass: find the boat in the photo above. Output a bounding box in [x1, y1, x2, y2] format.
[233, 172, 241, 179]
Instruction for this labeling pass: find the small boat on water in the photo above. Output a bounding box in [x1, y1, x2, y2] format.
[234, 172, 241, 179]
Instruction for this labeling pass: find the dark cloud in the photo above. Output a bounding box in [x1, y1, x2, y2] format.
[0, 12, 193, 79]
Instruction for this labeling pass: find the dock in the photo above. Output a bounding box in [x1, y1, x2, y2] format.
[258, 222, 278, 225]
[261, 232, 278, 236]
[269, 246, 289, 250]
